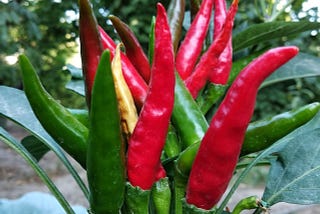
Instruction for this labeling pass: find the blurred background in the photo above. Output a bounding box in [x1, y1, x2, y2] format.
[0, 0, 319, 118]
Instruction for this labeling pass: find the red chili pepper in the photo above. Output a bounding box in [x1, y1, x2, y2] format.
[78, 0, 103, 106]
[109, 15, 151, 83]
[184, 0, 238, 98]
[175, 0, 214, 80]
[208, 0, 233, 84]
[127, 3, 175, 190]
[186, 46, 299, 210]
[99, 26, 148, 109]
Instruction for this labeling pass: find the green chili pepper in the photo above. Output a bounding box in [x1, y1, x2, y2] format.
[19, 55, 88, 169]
[196, 83, 227, 114]
[172, 72, 208, 149]
[164, 124, 181, 158]
[124, 182, 151, 214]
[151, 177, 172, 214]
[231, 196, 262, 214]
[87, 50, 126, 213]
[241, 102, 320, 156]
[173, 169, 188, 214]
[175, 142, 200, 178]
[68, 109, 89, 128]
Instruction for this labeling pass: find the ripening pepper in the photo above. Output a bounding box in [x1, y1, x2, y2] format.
[109, 15, 151, 83]
[99, 26, 148, 109]
[78, 0, 103, 106]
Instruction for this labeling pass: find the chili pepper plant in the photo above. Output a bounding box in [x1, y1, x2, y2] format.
[1, 0, 320, 213]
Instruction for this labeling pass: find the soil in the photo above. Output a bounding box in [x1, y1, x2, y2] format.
[1, 121, 320, 213]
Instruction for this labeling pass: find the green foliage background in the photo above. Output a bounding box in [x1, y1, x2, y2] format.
[1, 0, 320, 117]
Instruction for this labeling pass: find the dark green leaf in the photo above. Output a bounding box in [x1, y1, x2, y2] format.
[21, 135, 50, 162]
[66, 79, 85, 96]
[263, 130, 320, 205]
[230, 52, 320, 88]
[262, 53, 320, 87]
[0, 86, 88, 199]
[218, 112, 320, 212]
[66, 64, 83, 79]
[233, 21, 320, 51]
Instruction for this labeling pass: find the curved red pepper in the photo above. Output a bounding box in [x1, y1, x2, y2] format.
[175, 0, 214, 80]
[208, 0, 233, 84]
[127, 3, 175, 190]
[109, 15, 151, 82]
[186, 46, 299, 209]
[99, 26, 148, 109]
[79, 0, 103, 106]
[184, 0, 238, 98]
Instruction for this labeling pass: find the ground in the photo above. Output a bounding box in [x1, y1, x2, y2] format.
[1, 121, 319, 213]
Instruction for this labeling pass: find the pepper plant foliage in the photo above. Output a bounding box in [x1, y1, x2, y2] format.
[1, 0, 320, 213]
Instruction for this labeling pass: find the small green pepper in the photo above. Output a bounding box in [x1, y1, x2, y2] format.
[151, 177, 172, 214]
[124, 182, 151, 214]
[196, 83, 227, 114]
[231, 196, 263, 214]
[241, 102, 320, 156]
[19, 55, 88, 169]
[164, 124, 181, 158]
[172, 72, 208, 149]
[87, 50, 126, 213]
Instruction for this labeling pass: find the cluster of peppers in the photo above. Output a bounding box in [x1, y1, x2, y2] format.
[17, 0, 320, 213]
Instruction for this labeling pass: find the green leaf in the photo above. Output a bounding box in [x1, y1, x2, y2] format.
[21, 135, 50, 162]
[66, 64, 83, 79]
[0, 86, 89, 199]
[66, 79, 85, 96]
[262, 53, 320, 87]
[233, 21, 320, 51]
[230, 52, 320, 88]
[262, 129, 320, 205]
[65, 64, 85, 95]
[0, 128, 75, 214]
[217, 112, 320, 213]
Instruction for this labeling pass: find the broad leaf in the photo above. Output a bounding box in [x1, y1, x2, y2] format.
[233, 21, 320, 51]
[0, 128, 75, 214]
[0, 86, 88, 199]
[65, 64, 85, 96]
[217, 112, 320, 212]
[262, 53, 320, 87]
[66, 79, 85, 96]
[21, 135, 50, 162]
[66, 64, 83, 79]
[262, 128, 320, 205]
[230, 53, 320, 87]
